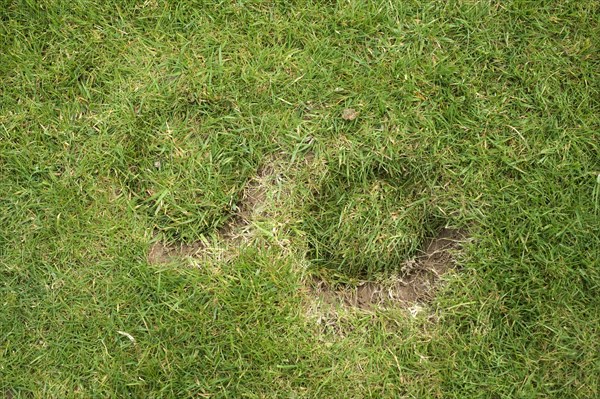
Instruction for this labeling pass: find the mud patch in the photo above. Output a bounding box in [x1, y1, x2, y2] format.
[308, 228, 468, 310]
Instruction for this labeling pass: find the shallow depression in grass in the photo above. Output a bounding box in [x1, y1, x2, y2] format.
[305, 167, 443, 279]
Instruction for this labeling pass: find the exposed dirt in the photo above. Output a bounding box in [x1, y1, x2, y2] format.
[308, 228, 468, 310]
[147, 240, 205, 264]
[341, 108, 359, 121]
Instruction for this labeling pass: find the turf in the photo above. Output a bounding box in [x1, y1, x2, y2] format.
[1, 0, 599, 397]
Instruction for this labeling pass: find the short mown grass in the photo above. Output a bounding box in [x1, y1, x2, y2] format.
[1, 0, 599, 397]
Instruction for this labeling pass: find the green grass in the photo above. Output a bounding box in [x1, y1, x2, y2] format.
[1, 0, 599, 397]
[305, 168, 434, 278]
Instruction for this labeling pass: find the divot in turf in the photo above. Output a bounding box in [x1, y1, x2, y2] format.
[308, 228, 468, 311]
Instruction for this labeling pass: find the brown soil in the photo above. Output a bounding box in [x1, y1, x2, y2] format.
[147, 240, 205, 265]
[308, 228, 468, 310]
[341, 108, 359, 121]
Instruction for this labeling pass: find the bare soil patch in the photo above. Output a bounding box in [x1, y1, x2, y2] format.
[147, 240, 205, 264]
[308, 228, 468, 310]
[341, 108, 359, 121]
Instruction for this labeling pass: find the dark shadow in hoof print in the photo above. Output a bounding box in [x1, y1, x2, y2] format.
[308, 228, 468, 311]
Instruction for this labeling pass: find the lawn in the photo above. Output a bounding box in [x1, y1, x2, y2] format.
[1, 0, 599, 397]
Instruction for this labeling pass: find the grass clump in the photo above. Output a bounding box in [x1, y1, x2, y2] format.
[132, 126, 258, 242]
[306, 170, 433, 279]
